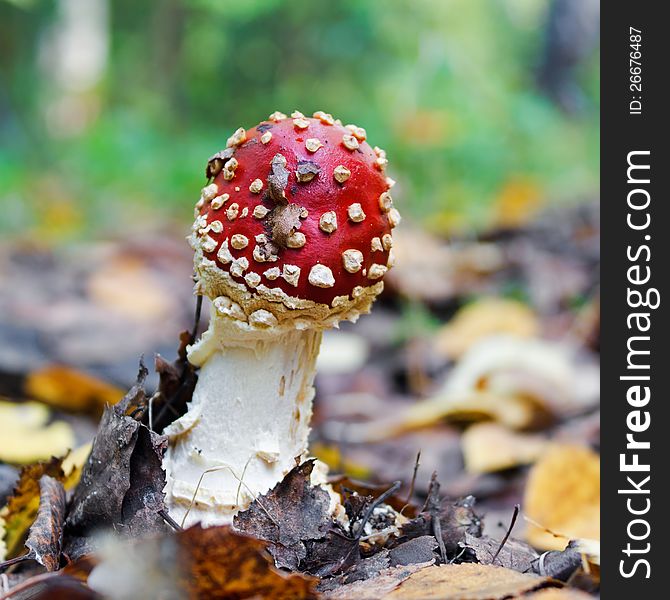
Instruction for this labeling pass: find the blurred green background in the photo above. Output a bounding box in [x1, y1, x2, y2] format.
[0, 0, 599, 242]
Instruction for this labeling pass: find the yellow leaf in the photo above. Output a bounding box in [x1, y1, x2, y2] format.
[386, 563, 551, 599]
[25, 365, 124, 415]
[435, 298, 539, 360]
[462, 422, 547, 474]
[524, 444, 600, 550]
[0, 400, 75, 464]
[0, 457, 65, 559]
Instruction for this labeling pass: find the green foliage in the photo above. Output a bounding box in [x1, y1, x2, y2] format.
[0, 0, 598, 240]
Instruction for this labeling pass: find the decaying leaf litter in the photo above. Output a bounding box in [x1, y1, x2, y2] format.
[0, 203, 599, 598]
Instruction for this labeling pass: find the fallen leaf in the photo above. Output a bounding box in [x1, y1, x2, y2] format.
[462, 422, 548, 473]
[443, 336, 597, 419]
[0, 400, 75, 464]
[65, 361, 167, 555]
[24, 365, 124, 415]
[461, 532, 538, 573]
[87, 525, 317, 600]
[1, 457, 65, 560]
[400, 493, 482, 559]
[0, 573, 101, 600]
[22, 476, 66, 571]
[234, 460, 332, 570]
[328, 391, 539, 443]
[386, 563, 553, 599]
[525, 588, 594, 599]
[321, 561, 432, 599]
[388, 536, 438, 567]
[434, 298, 539, 360]
[524, 445, 600, 550]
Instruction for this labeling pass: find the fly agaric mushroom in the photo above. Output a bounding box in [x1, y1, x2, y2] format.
[163, 110, 400, 526]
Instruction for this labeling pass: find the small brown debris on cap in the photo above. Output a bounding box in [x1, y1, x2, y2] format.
[342, 249, 364, 273]
[296, 160, 320, 183]
[267, 153, 289, 202]
[319, 211, 338, 233]
[333, 165, 351, 183]
[308, 264, 335, 288]
[347, 203, 366, 223]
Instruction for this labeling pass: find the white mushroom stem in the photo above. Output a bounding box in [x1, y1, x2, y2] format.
[162, 307, 325, 527]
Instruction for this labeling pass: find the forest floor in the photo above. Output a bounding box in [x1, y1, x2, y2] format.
[0, 202, 600, 599]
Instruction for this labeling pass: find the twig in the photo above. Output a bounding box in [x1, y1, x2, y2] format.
[426, 472, 447, 564]
[153, 294, 202, 428]
[401, 450, 421, 514]
[0, 554, 30, 573]
[491, 504, 520, 565]
[158, 509, 183, 532]
[353, 481, 401, 541]
[189, 294, 203, 346]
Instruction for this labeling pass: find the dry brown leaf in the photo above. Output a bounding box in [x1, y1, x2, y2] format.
[24, 365, 124, 415]
[0, 457, 65, 560]
[434, 298, 539, 360]
[524, 445, 600, 550]
[0, 400, 75, 464]
[177, 525, 318, 599]
[87, 525, 317, 599]
[525, 589, 594, 599]
[24, 475, 66, 571]
[462, 422, 548, 474]
[322, 562, 432, 599]
[386, 563, 552, 599]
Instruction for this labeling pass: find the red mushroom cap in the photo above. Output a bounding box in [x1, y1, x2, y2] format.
[191, 111, 400, 326]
